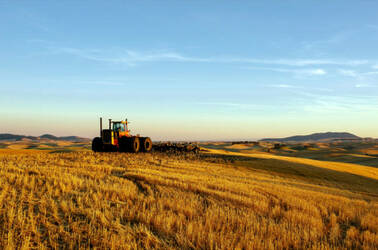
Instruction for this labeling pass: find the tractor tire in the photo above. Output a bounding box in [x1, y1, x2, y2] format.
[104, 145, 116, 152]
[118, 137, 129, 152]
[128, 137, 140, 153]
[92, 137, 103, 152]
[140, 137, 152, 152]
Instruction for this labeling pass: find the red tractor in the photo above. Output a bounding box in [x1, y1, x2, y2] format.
[92, 118, 152, 153]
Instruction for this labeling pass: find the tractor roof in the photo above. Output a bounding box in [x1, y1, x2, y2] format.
[112, 121, 128, 124]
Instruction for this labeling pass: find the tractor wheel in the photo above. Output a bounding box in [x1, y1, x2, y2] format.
[140, 137, 152, 152]
[118, 137, 129, 152]
[128, 137, 140, 153]
[92, 137, 103, 152]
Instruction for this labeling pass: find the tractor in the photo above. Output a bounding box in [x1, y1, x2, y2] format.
[92, 118, 152, 153]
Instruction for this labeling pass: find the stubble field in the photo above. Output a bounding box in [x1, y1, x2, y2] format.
[0, 148, 377, 249]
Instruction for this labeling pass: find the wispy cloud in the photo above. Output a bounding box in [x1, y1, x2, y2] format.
[337, 67, 378, 79]
[49, 46, 370, 67]
[196, 102, 265, 111]
[354, 84, 374, 88]
[51, 47, 208, 66]
[246, 66, 326, 76]
[303, 69, 326, 75]
[76, 80, 125, 86]
[338, 69, 358, 77]
[363, 71, 378, 76]
[291, 91, 378, 114]
[268, 84, 333, 92]
[196, 92, 378, 115]
[269, 84, 300, 89]
[301, 30, 355, 51]
[231, 58, 366, 67]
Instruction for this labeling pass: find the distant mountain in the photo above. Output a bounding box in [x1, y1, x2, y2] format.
[261, 132, 361, 142]
[0, 133, 88, 142]
[0, 133, 37, 141]
[40, 134, 58, 140]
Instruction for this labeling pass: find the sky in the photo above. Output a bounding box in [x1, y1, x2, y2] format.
[1, 0, 378, 140]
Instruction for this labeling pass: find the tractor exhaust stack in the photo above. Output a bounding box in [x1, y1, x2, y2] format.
[109, 119, 112, 130]
[100, 117, 103, 137]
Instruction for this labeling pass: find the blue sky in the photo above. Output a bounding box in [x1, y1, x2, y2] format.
[1, 1, 378, 140]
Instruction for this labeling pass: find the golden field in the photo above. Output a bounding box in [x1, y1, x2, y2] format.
[0, 146, 377, 249]
[200, 140, 378, 167]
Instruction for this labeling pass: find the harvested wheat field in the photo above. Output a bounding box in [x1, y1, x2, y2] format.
[0, 149, 377, 249]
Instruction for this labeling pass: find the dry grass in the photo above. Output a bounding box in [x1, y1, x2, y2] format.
[206, 149, 378, 180]
[224, 144, 251, 150]
[201, 141, 378, 168]
[0, 149, 377, 249]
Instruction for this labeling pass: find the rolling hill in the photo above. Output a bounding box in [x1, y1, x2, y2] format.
[261, 132, 361, 142]
[0, 133, 87, 142]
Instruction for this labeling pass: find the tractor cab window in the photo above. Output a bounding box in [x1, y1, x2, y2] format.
[113, 123, 125, 132]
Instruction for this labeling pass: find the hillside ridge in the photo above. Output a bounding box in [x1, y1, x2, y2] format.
[261, 132, 361, 142]
[0, 133, 87, 142]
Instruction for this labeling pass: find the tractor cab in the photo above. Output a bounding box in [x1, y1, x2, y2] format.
[113, 122, 125, 132]
[112, 121, 130, 137]
[100, 119, 130, 145]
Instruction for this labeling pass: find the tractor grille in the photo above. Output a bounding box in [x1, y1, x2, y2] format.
[102, 130, 112, 143]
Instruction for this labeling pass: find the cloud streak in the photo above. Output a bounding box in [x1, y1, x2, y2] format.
[51, 48, 208, 66]
[196, 102, 266, 111]
[269, 84, 302, 89]
[364, 71, 378, 76]
[50, 46, 371, 67]
[337, 67, 378, 79]
[246, 66, 327, 76]
[338, 69, 357, 77]
[303, 95, 378, 114]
